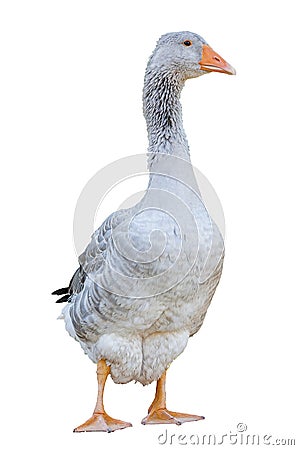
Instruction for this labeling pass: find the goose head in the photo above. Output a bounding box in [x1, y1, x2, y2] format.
[147, 31, 236, 80]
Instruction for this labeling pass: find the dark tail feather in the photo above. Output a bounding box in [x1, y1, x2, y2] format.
[55, 294, 71, 303]
[53, 267, 83, 303]
[52, 287, 69, 296]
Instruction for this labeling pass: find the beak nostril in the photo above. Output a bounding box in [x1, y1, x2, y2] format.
[214, 56, 221, 63]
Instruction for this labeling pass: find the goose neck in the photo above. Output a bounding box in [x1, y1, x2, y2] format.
[143, 68, 190, 161]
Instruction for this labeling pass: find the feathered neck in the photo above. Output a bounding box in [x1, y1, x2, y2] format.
[143, 67, 190, 161]
[143, 64, 199, 195]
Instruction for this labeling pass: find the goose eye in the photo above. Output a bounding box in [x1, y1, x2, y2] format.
[183, 40, 192, 47]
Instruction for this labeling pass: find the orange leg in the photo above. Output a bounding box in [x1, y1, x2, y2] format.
[141, 371, 204, 425]
[74, 359, 132, 433]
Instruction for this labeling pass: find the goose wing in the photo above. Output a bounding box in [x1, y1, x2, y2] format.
[52, 210, 124, 302]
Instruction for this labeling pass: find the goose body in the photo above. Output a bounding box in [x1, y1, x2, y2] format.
[55, 31, 235, 431]
[62, 195, 224, 384]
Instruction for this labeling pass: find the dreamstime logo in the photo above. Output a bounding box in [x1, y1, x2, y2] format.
[237, 423, 248, 432]
[73, 153, 225, 298]
[157, 423, 296, 446]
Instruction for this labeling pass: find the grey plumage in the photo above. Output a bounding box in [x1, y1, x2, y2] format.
[55, 31, 231, 386]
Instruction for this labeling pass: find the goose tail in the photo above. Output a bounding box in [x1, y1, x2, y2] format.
[52, 287, 70, 303]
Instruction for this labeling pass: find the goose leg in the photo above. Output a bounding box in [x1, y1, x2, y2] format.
[141, 370, 204, 425]
[74, 359, 132, 432]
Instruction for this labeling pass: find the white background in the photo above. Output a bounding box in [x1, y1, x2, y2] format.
[1, 0, 298, 448]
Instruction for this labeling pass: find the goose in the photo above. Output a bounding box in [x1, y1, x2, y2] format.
[53, 31, 235, 433]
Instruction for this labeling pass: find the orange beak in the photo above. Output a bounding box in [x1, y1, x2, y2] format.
[199, 44, 236, 75]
